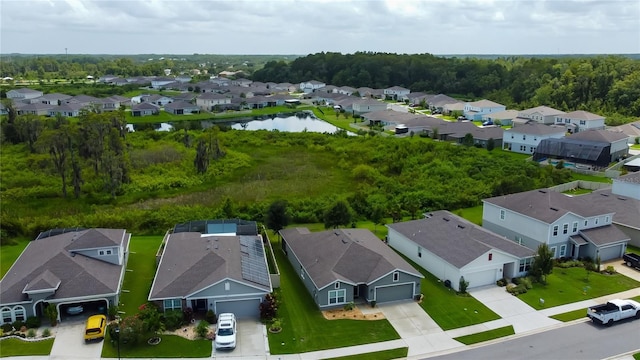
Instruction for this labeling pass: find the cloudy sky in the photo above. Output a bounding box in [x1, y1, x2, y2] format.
[1, 0, 638, 55]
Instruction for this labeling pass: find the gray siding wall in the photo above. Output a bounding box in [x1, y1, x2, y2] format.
[482, 221, 542, 250]
[368, 271, 421, 301]
[284, 244, 322, 306]
[316, 282, 354, 309]
[190, 280, 267, 298]
[73, 246, 120, 265]
[616, 225, 640, 248]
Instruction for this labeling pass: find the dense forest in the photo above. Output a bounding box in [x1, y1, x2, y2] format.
[253, 52, 640, 123]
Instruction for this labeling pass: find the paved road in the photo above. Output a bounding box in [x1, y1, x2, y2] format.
[427, 319, 640, 360]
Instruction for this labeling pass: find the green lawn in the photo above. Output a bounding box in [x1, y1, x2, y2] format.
[0, 238, 30, 277]
[268, 243, 400, 355]
[101, 333, 210, 358]
[630, 144, 640, 150]
[399, 255, 501, 330]
[562, 188, 593, 195]
[551, 295, 640, 322]
[518, 267, 640, 310]
[0, 338, 54, 357]
[119, 235, 165, 316]
[570, 173, 612, 183]
[126, 105, 314, 124]
[453, 205, 483, 226]
[626, 245, 640, 256]
[326, 347, 408, 360]
[453, 325, 514, 345]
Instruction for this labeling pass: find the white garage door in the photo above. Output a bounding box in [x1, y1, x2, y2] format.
[463, 269, 497, 288]
[215, 299, 261, 319]
[375, 283, 414, 303]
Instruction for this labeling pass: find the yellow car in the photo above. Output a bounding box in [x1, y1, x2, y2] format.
[84, 315, 107, 342]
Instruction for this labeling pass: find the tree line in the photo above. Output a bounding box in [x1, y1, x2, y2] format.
[252, 52, 640, 123]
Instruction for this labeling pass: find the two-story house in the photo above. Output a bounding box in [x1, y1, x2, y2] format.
[7, 88, 44, 102]
[482, 189, 630, 262]
[299, 80, 326, 94]
[196, 93, 231, 111]
[383, 86, 410, 101]
[352, 99, 388, 115]
[503, 122, 566, 154]
[463, 99, 506, 120]
[554, 110, 605, 133]
[534, 130, 629, 168]
[518, 106, 566, 125]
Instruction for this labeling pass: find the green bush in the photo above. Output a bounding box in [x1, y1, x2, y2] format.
[195, 320, 209, 338]
[343, 302, 355, 311]
[604, 265, 616, 274]
[205, 310, 217, 324]
[557, 260, 583, 268]
[520, 277, 533, 290]
[511, 277, 520, 285]
[496, 278, 507, 287]
[42, 328, 51, 337]
[12, 321, 25, 331]
[506, 284, 528, 296]
[27, 329, 36, 338]
[25, 316, 41, 329]
[162, 310, 183, 331]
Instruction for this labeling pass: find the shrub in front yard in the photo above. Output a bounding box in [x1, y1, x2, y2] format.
[195, 320, 209, 338]
[205, 310, 217, 324]
[458, 276, 469, 294]
[603, 266, 616, 275]
[260, 293, 278, 321]
[557, 260, 583, 268]
[496, 278, 507, 287]
[27, 329, 36, 338]
[163, 310, 184, 331]
[520, 277, 533, 290]
[42, 328, 51, 337]
[25, 316, 41, 329]
[343, 302, 355, 311]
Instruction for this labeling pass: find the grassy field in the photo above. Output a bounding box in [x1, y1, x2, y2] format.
[569, 173, 612, 183]
[0, 238, 30, 277]
[562, 188, 593, 195]
[101, 333, 210, 358]
[0, 338, 54, 357]
[326, 347, 409, 360]
[453, 205, 484, 226]
[267, 241, 400, 354]
[518, 267, 640, 310]
[453, 325, 515, 345]
[118, 235, 165, 316]
[626, 245, 640, 256]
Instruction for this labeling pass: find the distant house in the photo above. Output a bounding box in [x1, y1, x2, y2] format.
[463, 99, 506, 121]
[481, 109, 519, 126]
[384, 86, 410, 101]
[483, 189, 630, 261]
[37, 93, 73, 105]
[196, 93, 231, 111]
[280, 228, 423, 308]
[554, 110, 605, 133]
[67, 95, 101, 108]
[299, 80, 326, 94]
[607, 121, 640, 144]
[518, 106, 566, 125]
[503, 122, 566, 154]
[164, 101, 200, 115]
[0, 228, 130, 325]
[16, 103, 55, 116]
[48, 102, 86, 117]
[151, 77, 176, 89]
[210, 77, 231, 86]
[131, 102, 160, 117]
[533, 130, 629, 168]
[231, 78, 252, 87]
[149, 219, 271, 319]
[352, 99, 388, 115]
[427, 94, 462, 113]
[141, 94, 174, 106]
[388, 211, 534, 291]
[7, 88, 43, 102]
[336, 86, 356, 96]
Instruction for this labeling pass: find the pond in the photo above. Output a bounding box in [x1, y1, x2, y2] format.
[126, 112, 349, 134]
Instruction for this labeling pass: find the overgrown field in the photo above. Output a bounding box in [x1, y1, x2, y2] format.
[1, 129, 573, 238]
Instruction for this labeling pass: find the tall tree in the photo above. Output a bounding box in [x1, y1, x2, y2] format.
[265, 200, 290, 236]
[37, 127, 70, 197]
[323, 200, 352, 229]
[530, 243, 554, 284]
[15, 114, 44, 153]
[194, 139, 210, 174]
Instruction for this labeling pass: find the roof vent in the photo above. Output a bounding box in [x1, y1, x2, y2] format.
[600, 193, 609, 197]
[443, 217, 450, 222]
[617, 197, 627, 201]
[457, 225, 465, 229]
[214, 244, 218, 250]
[538, 190, 547, 194]
[341, 239, 348, 244]
[550, 207, 558, 211]
[334, 231, 340, 236]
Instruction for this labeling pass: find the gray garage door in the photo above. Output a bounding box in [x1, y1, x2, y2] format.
[375, 283, 414, 303]
[215, 299, 261, 319]
[464, 269, 497, 289]
[598, 245, 623, 262]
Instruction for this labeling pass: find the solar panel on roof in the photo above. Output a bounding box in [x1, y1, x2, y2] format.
[239, 236, 270, 287]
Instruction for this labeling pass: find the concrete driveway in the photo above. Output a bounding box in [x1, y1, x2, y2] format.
[469, 285, 560, 334]
[604, 259, 640, 282]
[213, 319, 268, 359]
[49, 321, 104, 360]
[377, 301, 463, 357]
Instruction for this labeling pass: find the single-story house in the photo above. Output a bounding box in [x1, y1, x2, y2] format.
[387, 211, 535, 291]
[533, 130, 629, 168]
[16, 103, 56, 116]
[384, 86, 410, 101]
[48, 102, 86, 118]
[608, 121, 640, 144]
[481, 109, 519, 126]
[7, 88, 43, 101]
[149, 219, 271, 319]
[280, 228, 423, 308]
[131, 102, 160, 117]
[141, 94, 174, 106]
[463, 99, 506, 121]
[352, 99, 388, 115]
[0, 228, 130, 325]
[164, 100, 200, 115]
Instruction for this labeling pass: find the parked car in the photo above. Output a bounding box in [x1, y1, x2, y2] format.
[457, 116, 467, 121]
[587, 299, 640, 326]
[623, 253, 640, 269]
[214, 313, 237, 350]
[66, 305, 84, 315]
[84, 315, 106, 342]
[482, 120, 494, 126]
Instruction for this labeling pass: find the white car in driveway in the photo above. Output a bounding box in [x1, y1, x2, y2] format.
[214, 313, 237, 350]
[66, 305, 84, 315]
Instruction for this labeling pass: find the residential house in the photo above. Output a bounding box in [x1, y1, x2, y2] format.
[149, 219, 271, 318]
[299, 80, 326, 94]
[483, 189, 630, 261]
[336, 86, 356, 96]
[151, 77, 176, 89]
[175, 75, 192, 83]
[210, 77, 231, 86]
[37, 93, 73, 105]
[533, 130, 629, 168]
[275, 83, 297, 93]
[164, 101, 200, 115]
[404, 92, 431, 106]
[387, 211, 535, 291]
[141, 94, 174, 106]
[554, 110, 605, 133]
[16, 103, 55, 116]
[424, 121, 504, 148]
[384, 86, 410, 101]
[131, 102, 160, 117]
[196, 93, 231, 111]
[48, 102, 86, 117]
[0, 228, 130, 325]
[7, 88, 44, 102]
[352, 99, 388, 115]
[443, 102, 465, 115]
[280, 228, 423, 308]
[611, 171, 640, 201]
[231, 78, 252, 87]
[503, 122, 566, 154]
[427, 94, 462, 113]
[608, 121, 640, 144]
[463, 99, 506, 121]
[98, 74, 119, 83]
[518, 106, 566, 125]
[67, 95, 101, 108]
[481, 109, 519, 126]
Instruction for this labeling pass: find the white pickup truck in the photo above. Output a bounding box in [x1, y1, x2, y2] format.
[587, 299, 640, 326]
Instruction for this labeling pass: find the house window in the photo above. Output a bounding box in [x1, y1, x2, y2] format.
[584, 220, 588, 226]
[522, 135, 526, 140]
[511, 134, 514, 139]
[99, 250, 104, 256]
[1, 307, 12, 324]
[556, 118, 562, 123]
[300, 266, 304, 279]
[418, 246, 422, 258]
[553, 225, 558, 236]
[563, 224, 568, 235]
[13, 306, 25, 322]
[105, 249, 112, 255]
[550, 247, 557, 258]
[335, 282, 340, 289]
[163, 299, 181, 311]
[500, 210, 505, 220]
[393, 272, 400, 282]
[565, 119, 570, 124]
[560, 245, 567, 257]
[224, 282, 230, 291]
[595, 218, 599, 225]
[515, 236, 523, 245]
[328, 289, 346, 305]
[579, 120, 586, 125]
[605, 216, 610, 223]
[519, 258, 533, 272]
[573, 222, 578, 233]
[488, 253, 493, 261]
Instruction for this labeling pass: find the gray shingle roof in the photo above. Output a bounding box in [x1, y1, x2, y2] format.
[616, 171, 640, 184]
[519, 106, 565, 117]
[508, 122, 566, 136]
[387, 211, 534, 268]
[578, 225, 630, 246]
[149, 232, 270, 299]
[0, 229, 129, 305]
[568, 130, 629, 143]
[280, 228, 422, 290]
[467, 99, 504, 108]
[560, 110, 604, 121]
[581, 189, 640, 230]
[483, 189, 614, 223]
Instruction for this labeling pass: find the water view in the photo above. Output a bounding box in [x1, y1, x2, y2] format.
[126, 112, 348, 134]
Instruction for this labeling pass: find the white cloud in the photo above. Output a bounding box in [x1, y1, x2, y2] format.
[1, 0, 638, 54]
